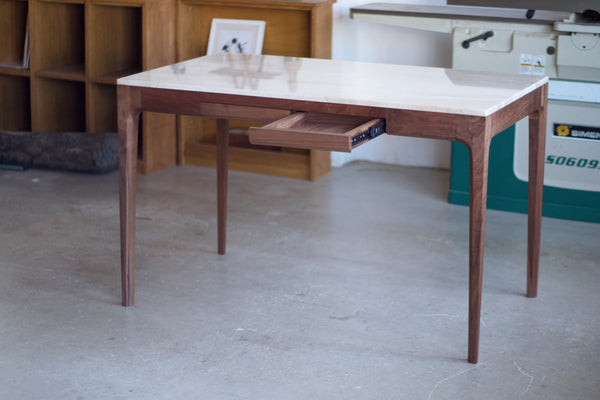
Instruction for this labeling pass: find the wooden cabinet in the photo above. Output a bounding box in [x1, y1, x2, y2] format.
[177, 0, 335, 180]
[0, 0, 177, 174]
[1, 0, 335, 179]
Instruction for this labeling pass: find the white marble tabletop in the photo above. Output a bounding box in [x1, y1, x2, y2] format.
[118, 54, 547, 117]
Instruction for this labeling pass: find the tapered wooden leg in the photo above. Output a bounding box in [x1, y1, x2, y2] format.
[118, 86, 140, 307]
[216, 119, 229, 255]
[467, 135, 491, 364]
[527, 89, 547, 298]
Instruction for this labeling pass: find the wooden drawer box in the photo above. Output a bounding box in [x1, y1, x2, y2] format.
[250, 113, 386, 152]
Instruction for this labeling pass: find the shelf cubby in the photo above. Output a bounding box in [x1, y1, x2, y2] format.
[32, 78, 85, 132]
[86, 2, 142, 82]
[30, 0, 85, 80]
[29, 0, 85, 132]
[0, 0, 29, 69]
[86, 82, 116, 132]
[0, 75, 31, 131]
[1, 0, 31, 131]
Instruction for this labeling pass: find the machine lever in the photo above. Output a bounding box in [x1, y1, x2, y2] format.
[462, 31, 494, 49]
[526, 9, 535, 19]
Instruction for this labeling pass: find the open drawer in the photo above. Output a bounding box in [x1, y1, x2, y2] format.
[248, 112, 386, 152]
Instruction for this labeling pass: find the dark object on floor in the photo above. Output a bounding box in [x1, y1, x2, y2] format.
[0, 131, 118, 174]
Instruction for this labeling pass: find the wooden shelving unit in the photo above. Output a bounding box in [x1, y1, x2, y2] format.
[0, 0, 177, 174]
[1, 0, 335, 178]
[177, 0, 335, 180]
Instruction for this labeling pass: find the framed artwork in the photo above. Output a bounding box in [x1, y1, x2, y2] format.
[206, 18, 266, 55]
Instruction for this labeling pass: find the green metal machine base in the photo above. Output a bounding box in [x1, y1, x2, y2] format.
[448, 126, 600, 223]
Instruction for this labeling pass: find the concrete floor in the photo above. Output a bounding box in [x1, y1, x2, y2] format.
[1, 162, 598, 399]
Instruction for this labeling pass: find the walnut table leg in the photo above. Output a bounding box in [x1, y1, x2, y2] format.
[118, 86, 140, 307]
[527, 87, 548, 298]
[216, 119, 229, 255]
[466, 134, 491, 364]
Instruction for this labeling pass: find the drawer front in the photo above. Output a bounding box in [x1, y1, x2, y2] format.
[248, 112, 385, 152]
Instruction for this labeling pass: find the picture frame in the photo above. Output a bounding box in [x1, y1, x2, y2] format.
[206, 18, 266, 55]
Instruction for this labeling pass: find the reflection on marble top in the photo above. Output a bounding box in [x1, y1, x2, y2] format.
[117, 54, 547, 117]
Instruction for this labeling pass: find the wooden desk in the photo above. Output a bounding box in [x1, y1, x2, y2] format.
[117, 54, 548, 363]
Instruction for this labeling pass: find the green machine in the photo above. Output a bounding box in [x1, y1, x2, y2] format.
[449, 124, 600, 223]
